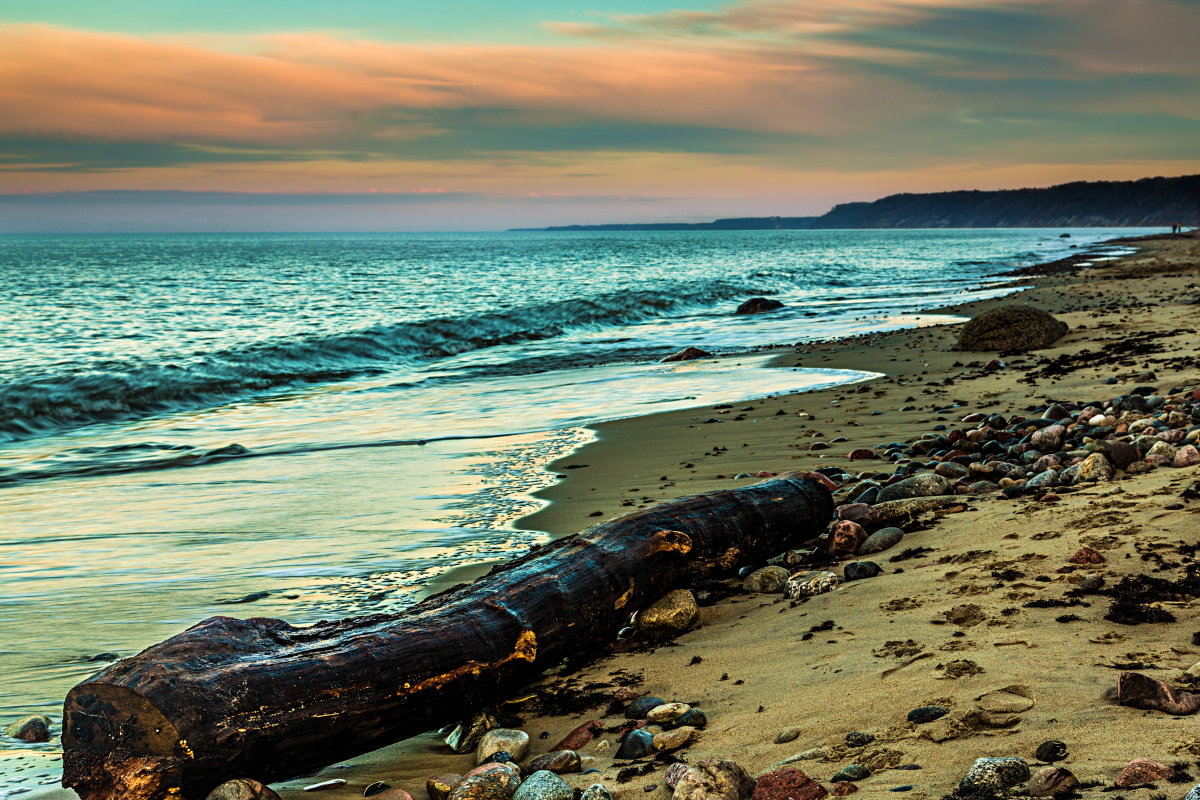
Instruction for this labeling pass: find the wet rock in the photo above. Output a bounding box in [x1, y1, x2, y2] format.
[843, 562, 882, 582]
[956, 305, 1067, 352]
[513, 772, 572, 800]
[428, 775, 464, 800]
[663, 347, 714, 363]
[1067, 546, 1105, 565]
[737, 298, 785, 315]
[906, 706, 949, 724]
[830, 765, 870, 783]
[1117, 671, 1200, 715]
[1033, 741, 1068, 763]
[448, 712, 498, 754]
[752, 769, 828, 800]
[785, 570, 842, 600]
[958, 757, 1030, 793]
[477, 729, 530, 764]
[673, 760, 755, 800]
[653, 726, 698, 752]
[581, 785, 614, 800]
[616, 728, 654, 759]
[648, 703, 691, 723]
[2, 714, 51, 743]
[1028, 767, 1078, 797]
[626, 696, 667, 718]
[858, 528, 903, 555]
[824, 521, 868, 558]
[524, 751, 581, 776]
[549, 720, 605, 752]
[204, 779, 282, 800]
[1114, 758, 1174, 788]
[878, 474, 950, 502]
[847, 449, 878, 461]
[675, 708, 708, 729]
[744, 566, 790, 594]
[637, 590, 700, 639]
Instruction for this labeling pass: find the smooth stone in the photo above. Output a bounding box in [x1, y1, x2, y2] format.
[830, 764, 870, 783]
[858, 528, 903, 556]
[205, 779, 283, 800]
[878, 474, 951, 503]
[906, 706, 949, 724]
[2, 714, 51, 743]
[647, 703, 691, 723]
[752, 768, 828, 800]
[513, 771, 573, 800]
[477, 729, 530, 765]
[1174, 445, 1200, 467]
[626, 696, 666, 719]
[959, 757, 1030, 792]
[653, 726, 698, 752]
[785, 570, 842, 600]
[933, 462, 968, 479]
[774, 727, 802, 744]
[1033, 741, 1068, 763]
[744, 566, 790, 594]
[1028, 767, 1078, 797]
[524, 751, 581, 776]
[1075, 453, 1114, 482]
[549, 720, 605, 752]
[452, 765, 522, 800]
[844, 732, 874, 748]
[1114, 758, 1174, 788]
[448, 712, 498, 754]
[662, 347, 714, 363]
[675, 708, 708, 729]
[636, 590, 700, 639]
[1147, 440, 1179, 461]
[582, 785, 614, 800]
[673, 760, 755, 800]
[843, 562, 882, 582]
[616, 728, 654, 759]
[428, 775, 464, 800]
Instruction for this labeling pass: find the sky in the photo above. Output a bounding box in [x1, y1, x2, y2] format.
[0, 0, 1198, 231]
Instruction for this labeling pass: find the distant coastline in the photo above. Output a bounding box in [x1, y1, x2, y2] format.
[512, 173, 1200, 231]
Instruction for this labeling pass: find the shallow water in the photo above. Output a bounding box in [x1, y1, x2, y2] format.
[0, 228, 1142, 792]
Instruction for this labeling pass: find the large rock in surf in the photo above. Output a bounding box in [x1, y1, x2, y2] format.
[662, 347, 713, 363]
[736, 297, 784, 315]
[955, 305, 1068, 352]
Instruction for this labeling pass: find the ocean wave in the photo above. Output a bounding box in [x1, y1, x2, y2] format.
[0, 280, 753, 439]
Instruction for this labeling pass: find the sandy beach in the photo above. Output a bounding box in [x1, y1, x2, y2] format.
[13, 231, 1200, 800]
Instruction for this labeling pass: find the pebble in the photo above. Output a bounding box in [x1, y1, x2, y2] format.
[1067, 546, 1104, 565]
[581, 785, 613, 800]
[448, 712, 498, 754]
[844, 732, 874, 747]
[830, 765, 870, 783]
[451, 765, 522, 800]
[523, 751, 581, 776]
[513, 771, 573, 800]
[675, 708, 708, 729]
[858, 528, 903, 555]
[744, 566, 790, 593]
[636, 590, 700, 639]
[1033, 740, 1068, 763]
[1114, 758, 1174, 788]
[665, 763, 692, 788]
[549, 720, 604, 752]
[959, 757, 1030, 792]
[906, 706, 949, 724]
[824, 520, 868, 557]
[774, 728, 802, 744]
[785, 570, 842, 600]
[878, 474, 950, 502]
[653, 726, 698, 752]
[842, 562, 882, 582]
[626, 696, 667, 718]
[204, 779, 282, 800]
[1028, 766, 1078, 797]
[647, 703, 691, 723]
[616, 728, 654, 759]
[752, 768, 828, 800]
[2, 715, 51, 743]
[830, 783, 857, 796]
[673, 760, 755, 800]
[477, 730, 530, 765]
[428, 775, 464, 800]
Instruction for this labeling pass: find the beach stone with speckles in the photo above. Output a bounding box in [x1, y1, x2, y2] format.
[513, 771, 573, 800]
[636, 590, 699, 639]
[744, 566, 791, 594]
[959, 757, 1030, 793]
[673, 760, 755, 800]
[785, 571, 842, 600]
[477, 729, 530, 765]
[204, 780, 282, 800]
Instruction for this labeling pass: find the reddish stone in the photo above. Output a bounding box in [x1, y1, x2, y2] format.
[549, 719, 605, 753]
[1067, 546, 1105, 565]
[1118, 671, 1200, 715]
[836, 503, 880, 527]
[1039, 494, 1061, 503]
[756, 471, 778, 478]
[824, 520, 867, 558]
[795, 471, 838, 491]
[1114, 758, 1174, 788]
[831, 783, 858, 797]
[847, 449, 877, 461]
[752, 768, 829, 800]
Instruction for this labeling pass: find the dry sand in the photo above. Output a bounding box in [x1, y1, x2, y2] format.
[16, 233, 1200, 800]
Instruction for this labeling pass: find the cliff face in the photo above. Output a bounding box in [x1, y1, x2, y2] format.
[810, 174, 1200, 228]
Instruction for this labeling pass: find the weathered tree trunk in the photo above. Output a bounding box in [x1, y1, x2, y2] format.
[63, 473, 832, 800]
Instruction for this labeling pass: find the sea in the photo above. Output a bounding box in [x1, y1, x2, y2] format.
[0, 227, 1142, 794]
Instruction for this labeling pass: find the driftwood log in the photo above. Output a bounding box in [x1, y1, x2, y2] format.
[62, 473, 833, 800]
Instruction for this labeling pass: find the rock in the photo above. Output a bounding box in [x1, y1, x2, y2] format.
[549, 720, 605, 752]
[858, 528, 903, 555]
[616, 728, 654, 759]
[1074, 453, 1114, 482]
[1067, 546, 1105, 565]
[205, 779, 283, 800]
[1028, 767, 1078, 797]
[736, 298, 785, 315]
[666, 764, 692, 789]
[934, 462, 968, 479]
[448, 712, 499, 754]
[3, 714, 51, 743]
[636, 590, 700, 639]
[976, 687, 1034, 713]
[775, 728, 802, 744]
[837, 503, 881, 527]
[830, 765, 870, 783]
[513, 772, 572, 800]
[958, 757, 1030, 793]
[906, 706, 949, 724]
[428, 775, 464, 800]
[844, 732, 874, 747]
[1147, 440, 1179, 461]
[451, 767, 520, 800]
[654, 726, 698, 752]
[752, 769, 828, 800]
[662, 347, 714, 363]
[524, 751, 581, 776]
[744, 566, 790, 594]
[823, 520, 867, 558]
[847, 449, 878, 461]
[1174, 445, 1200, 468]
[581, 785, 614, 800]
[830, 784, 857, 797]
[956, 305, 1068, 352]
[1033, 741, 1068, 763]
[843, 562, 882, 582]
[1114, 758, 1174, 788]
[673, 760, 755, 800]
[477, 729, 531, 765]
[1184, 785, 1200, 800]
[785, 570, 842, 600]
[675, 708, 708, 729]
[648, 703, 691, 723]
[878, 474, 950, 502]
[626, 696, 667, 718]
[1030, 425, 1065, 451]
[1117, 671, 1200, 715]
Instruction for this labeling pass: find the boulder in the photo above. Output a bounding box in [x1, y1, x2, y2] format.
[736, 298, 785, 315]
[956, 305, 1068, 352]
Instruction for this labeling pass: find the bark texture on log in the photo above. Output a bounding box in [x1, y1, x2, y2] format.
[63, 474, 832, 800]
